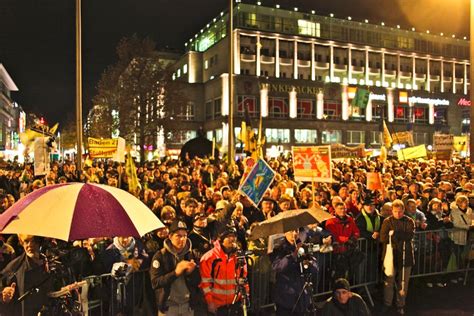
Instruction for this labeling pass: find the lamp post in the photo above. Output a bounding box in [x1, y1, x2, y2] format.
[76, 0, 83, 171]
[470, 0, 474, 162]
[227, 0, 234, 165]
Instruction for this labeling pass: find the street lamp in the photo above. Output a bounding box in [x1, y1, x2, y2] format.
[227, 0, 235, 165]
[470, 0, 474, 162]
[76, 0, 83, 171]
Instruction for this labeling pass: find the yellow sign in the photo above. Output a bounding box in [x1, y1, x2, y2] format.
[88, 137, 119, 158]
[397, 145, 427, 161]
[453, 136, 468, 152]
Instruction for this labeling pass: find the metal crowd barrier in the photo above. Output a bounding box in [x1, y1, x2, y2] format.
[247, 228, 474, 313]
[75, 229, 473, 315]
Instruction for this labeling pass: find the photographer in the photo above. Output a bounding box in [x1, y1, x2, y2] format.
[270, 229, 319, 315]
[150, 220, 202, 315]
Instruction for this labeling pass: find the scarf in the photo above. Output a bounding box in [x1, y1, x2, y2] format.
[113, 237, 136, 260]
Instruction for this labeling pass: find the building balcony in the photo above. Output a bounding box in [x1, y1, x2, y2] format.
[455, 77, 464, 84]
[351, 66, 364, 73]
[368, 67, 380, 75]
[298, 59, 311, 67]
[384, 69, 397, 77]
[241, 53, 256, 62]
[315, 62, 329, 69]
[443, 77, 452, 82]
[415, 73, 426, 81]
[399, 71, 412, 78]
[261, 55, 275, 64]
[334, 64, 347, 72]
[280, 57, 293, 66]
[429, 75, 440, 81]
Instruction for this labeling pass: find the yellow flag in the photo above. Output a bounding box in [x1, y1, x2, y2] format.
[382, 120, 392, 148]
[125, 152, 140, 194]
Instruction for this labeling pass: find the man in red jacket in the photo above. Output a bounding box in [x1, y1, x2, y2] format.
[199, 226, 248, 315]
[325, 202, 361, 280]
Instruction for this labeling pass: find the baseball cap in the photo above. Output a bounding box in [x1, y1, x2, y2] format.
[169, 220, 188, 234]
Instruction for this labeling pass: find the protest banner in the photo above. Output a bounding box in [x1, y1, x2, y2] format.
[88, 137, 120, 158]
[392, 131, 414, 146]
[433, 134, 454, 152]
[292, 146, 332, 182]
[331, 144, 365, 159]
[33, 137, 51, 176]
[397, 145, 427, 161]
[239, 159, 276, 207]
[367, 172, 383, 191]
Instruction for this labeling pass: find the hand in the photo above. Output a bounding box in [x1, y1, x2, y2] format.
[175, 260, 189, 276]
[185, 259, 197, 274]
[372, 232, 379, 239]
[2, 282, 15, 303]
[389, 230, 394, 236]
[323, 236, 332, 245]
[443, 216, 451, 223]
[420, 222, 428, 230]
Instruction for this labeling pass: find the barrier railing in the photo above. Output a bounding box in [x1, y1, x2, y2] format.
[74, 229, 472, 315]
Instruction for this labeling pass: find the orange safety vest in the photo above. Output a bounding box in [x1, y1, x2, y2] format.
[199, 240, 248, 310]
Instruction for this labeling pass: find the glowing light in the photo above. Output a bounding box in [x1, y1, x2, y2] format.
[381, 22, 385, 26]
[294, 7, 298, 11]
[316, 91, 324, 119]
[397, 25, 400, 29]
[276, 4, 280, 8]
[260, 84, 269, 117]
[289, 88, 297, 118]
[348, 16, 352, 20]
[412, 27, 416, 31]
[365, 19, 369, 23]
[330, 13, 334, 17]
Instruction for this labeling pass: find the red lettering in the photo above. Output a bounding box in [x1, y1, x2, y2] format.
[458, 98, 471, 106]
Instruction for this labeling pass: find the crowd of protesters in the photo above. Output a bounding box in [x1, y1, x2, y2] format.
[0, 154, 472, 315]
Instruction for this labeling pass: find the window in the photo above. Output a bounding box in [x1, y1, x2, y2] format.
[372, 104, 387, 120]
[347, 130, 365, 144]
[237, 95, 258, 118]
[394, 105, 408, 122]
[370, 131, 381, 145]
[183, 64, 188, 74]
[205, 101, 213, 119]
[176, 102, 195, 121]
[167, 130, 197, 144]
[323, 102, 342, 120]
[321, 130, 342, 144]
[294, 129, 318, 143]
[413, 107, 428, 123]
[214, 98, 221, 117]
[206, 131, 213, 141]
[215, 128, 223, 144]
[413, 132, 427, 145]
[177, 69, 181, 78]
[265, 128, 290, 143]
[297, 99, 314, 119]
[297, 20, 320, 37]
[434, 108, 447, 125]
[269, 97, 289, 118]
[204, 60, 209, 69]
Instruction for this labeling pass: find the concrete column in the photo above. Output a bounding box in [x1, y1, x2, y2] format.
[256, 35, 261, 76]
[311, 42, 315, 81]
[275, 37, 280, 78]
[293, 40, 298, 79]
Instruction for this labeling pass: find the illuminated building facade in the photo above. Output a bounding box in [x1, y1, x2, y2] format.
[170, 3, 471, 152]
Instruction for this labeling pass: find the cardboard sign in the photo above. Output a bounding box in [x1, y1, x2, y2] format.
[331, 144, 365, 159]
[397, 145, 427, 161]
[433, 134, 454, 152]
[367, 172, 383, 191]
[392, 132, 414, 146]
[88, 137, 120, 158]
[292, 146, 332, 182]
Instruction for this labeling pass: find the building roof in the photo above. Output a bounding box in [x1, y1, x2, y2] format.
[0, 63, 18, 91]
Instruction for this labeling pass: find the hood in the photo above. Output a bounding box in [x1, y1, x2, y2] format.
[164, 238, 192, 260]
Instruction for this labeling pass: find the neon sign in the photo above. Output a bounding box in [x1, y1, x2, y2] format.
[408, 96, 450, 106]
[458, 98, 471, 106]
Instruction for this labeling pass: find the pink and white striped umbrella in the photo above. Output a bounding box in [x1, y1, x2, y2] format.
[0, 183, 164, 241]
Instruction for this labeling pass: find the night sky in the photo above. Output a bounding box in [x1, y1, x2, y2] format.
[0, 0, 470, 127]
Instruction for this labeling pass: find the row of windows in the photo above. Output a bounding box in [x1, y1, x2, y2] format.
[236, 7, 469, 59]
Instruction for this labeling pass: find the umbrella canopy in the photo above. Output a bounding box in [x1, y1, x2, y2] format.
[250, 207, 332, 240]
[0, 183, 164, 241]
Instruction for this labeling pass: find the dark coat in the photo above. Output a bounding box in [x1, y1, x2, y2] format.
[380, 215, 415, 268]
[321, 293, 370, 316]
[270, 238, 319, 313]
[0, 253, 54, 316]
[149, 240, 201, 312]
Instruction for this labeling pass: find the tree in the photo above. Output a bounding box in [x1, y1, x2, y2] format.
[86, 104, 114, 139]
[93, 35, 188, 162]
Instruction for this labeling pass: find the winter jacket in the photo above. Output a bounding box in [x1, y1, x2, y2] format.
[321, 293, 370, 316]
[449, 202, 473, 245]
[149, 239, 202, 312]
[199, 240, 248, 312]
[325, 215, 360, 253]
[380, 215, 415, 268]
[270, 238, 319, 313]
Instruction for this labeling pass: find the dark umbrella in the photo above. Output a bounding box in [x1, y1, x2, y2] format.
[179, 130, 217, 160]
[249, 207, 333, 240]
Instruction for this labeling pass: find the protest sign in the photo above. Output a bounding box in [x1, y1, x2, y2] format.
[293, 146, 332, 182]
[331, 144, 365, 159]
[239, 159, 276, 207]
[367, 172, 383, 191]
[397, 145, 427, 161]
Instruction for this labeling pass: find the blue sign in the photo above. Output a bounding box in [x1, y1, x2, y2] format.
[239, 159, 276, 207]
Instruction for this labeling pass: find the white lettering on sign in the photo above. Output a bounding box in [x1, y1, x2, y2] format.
[408, 96, 450, 106]
[369, 93, 386, 101]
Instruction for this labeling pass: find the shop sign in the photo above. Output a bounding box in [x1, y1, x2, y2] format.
[457, 98, 471, 106]
[408, 96, 449, 106]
